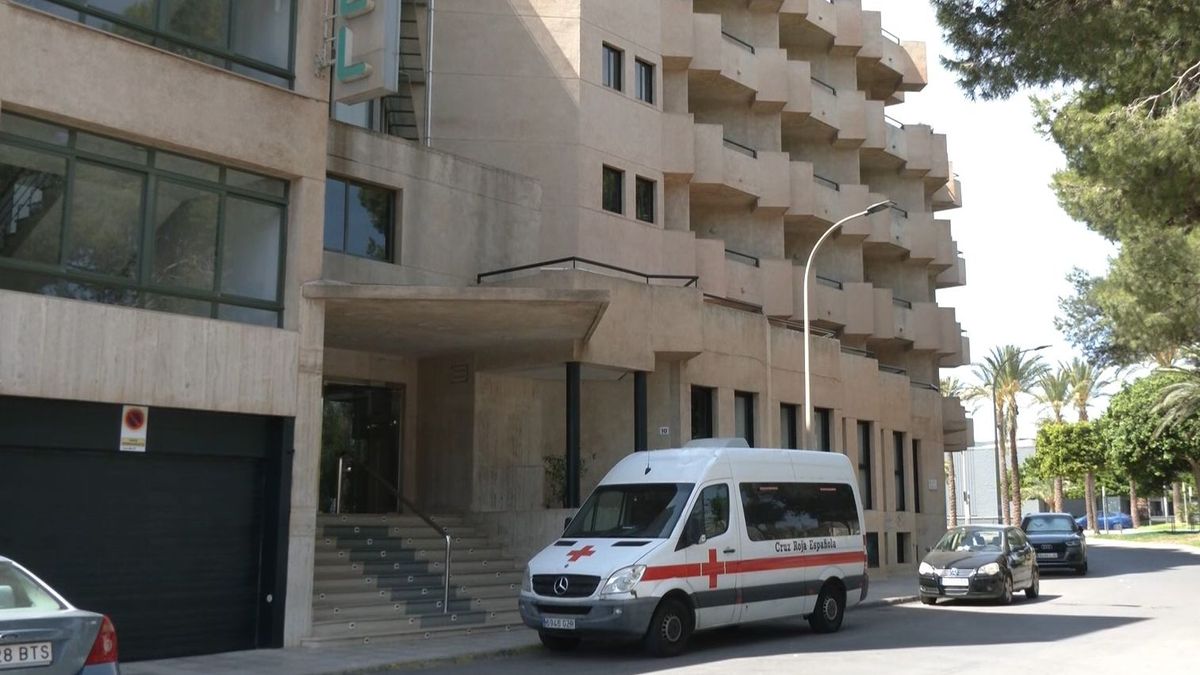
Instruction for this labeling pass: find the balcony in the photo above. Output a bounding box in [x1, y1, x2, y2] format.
[695, 240, 793, 316]
[780, 0, 837, 50]
[864, 201, 909, 256]
[932, 174, 963, 211]
[857, 12, 927, 102]
[690, 14, 790, 109]
[661, 0, 694, 69]
[936, 252, 967, 290]
[786, 162, 871, 231]
[781, 64, 865, 147]
[692, 124, 789, 208]
[791, 268, 875, 336]
[942, 396, 973, 452]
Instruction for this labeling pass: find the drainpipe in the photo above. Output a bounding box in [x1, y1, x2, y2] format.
[424, 0, 436, 147]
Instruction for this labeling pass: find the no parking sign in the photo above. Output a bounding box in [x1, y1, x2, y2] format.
[120, 405, 148, 452]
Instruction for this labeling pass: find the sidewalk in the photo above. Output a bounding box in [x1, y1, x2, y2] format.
[124, 575, 918, 675]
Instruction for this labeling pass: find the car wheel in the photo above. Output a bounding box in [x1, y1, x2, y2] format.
[1025, 569, 1040, 599]
[1076, 561, 1088, 576]
[538, 631, 581, 652]
[808, 583, 846, 633]
[998, 573, 1013, 605]
[920, 596, 938, 606]
[643, 597, 692, 658]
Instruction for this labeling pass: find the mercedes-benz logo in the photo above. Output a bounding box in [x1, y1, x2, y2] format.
[553, 576, 570, 596]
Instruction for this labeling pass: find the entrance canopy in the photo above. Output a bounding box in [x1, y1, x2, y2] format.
[304, 282, 610, 357]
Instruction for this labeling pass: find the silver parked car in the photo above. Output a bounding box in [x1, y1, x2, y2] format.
[0, 557, 119, 674]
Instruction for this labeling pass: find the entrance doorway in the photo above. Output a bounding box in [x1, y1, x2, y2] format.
[320, 384, 403, 514]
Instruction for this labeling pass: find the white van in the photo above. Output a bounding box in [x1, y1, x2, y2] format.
[518, 439, 867, 656]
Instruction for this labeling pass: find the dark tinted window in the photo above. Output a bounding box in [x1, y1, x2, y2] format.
[893, 431, 906, 511]
[324, 176, 394, 262]
[858, 421, 873, 509]
[814, 407, 832, 450]
[602, 166, 623, 214]
[780, 403, 798, 449]
[735, 391, 755, 446]
[602, 43, 623, 90]
[690, 385, 714, 439]
[740, 482, 861, 541]
[635, 58, 654, 103]
[683, 483, 730, 541]
[564, 483, 693, 539]
[865, 532, 879, 568]
[635, 176, 654, 223]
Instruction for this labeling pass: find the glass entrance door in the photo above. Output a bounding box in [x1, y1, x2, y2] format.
[319, 384, 403, 514]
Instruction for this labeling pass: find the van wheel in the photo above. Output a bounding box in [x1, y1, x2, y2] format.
[538, 631, 580, 652]
[808, 583, 845, 633]
[643, 597, 692, 657]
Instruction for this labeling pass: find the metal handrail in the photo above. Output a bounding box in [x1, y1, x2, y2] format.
[721, 30, 756, 54]
[702, 293, 763, 314]
[724, 248, 760, 267]
[881, 28, 901, 45]
[811, 77, 837, 95]
[879, 363, 908, 375]
[884, 114, 904, 129]
[476, 256, 698, 287]
[335, 455, 452, 614]
[813, 174, 840, 191]
[892, 297, 913, 309]
[722, 137, 758, 158]
[841, 345, 876, 358]
[911, 380, 940, 392]
[889, 204, 909, 218]
[815, 274, 843, 290]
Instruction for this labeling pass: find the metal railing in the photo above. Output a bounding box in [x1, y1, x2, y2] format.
[840, 345, 876, 358]
[813, 174, 840, 191]
[723, 137, 758, 158]
[889, 204, 909, 218]
[476, 256, 699, 287]
[721, 30, 756, 54]
[703, 293, 763, 314]
[811, 76, 837, 95]
[724, 248, 760, 267]
[884, 114, 904, 129]
[879, 363, 908, 375]
[881, 28, 902, 45]
[815, 274, 843, 290]
[911, 380, 940, 392]
[335, 455, 453, 614]
[892, 297, 913, 309]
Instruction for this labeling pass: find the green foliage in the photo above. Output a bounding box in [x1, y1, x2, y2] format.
[1104, 372, 1200, 487]
[1034, 421, 1106, 479]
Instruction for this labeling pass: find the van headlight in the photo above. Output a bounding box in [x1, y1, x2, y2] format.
[977, 562, 1001, 576]
[918, 561, 935, 575]
[600, 565, 646, 597]
[521, 565, 532, 593]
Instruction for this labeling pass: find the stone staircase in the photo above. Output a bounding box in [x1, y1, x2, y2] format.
[306, 513, 525, 645]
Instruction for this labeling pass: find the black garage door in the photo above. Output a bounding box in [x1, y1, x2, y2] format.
[0, 396, 291, 661]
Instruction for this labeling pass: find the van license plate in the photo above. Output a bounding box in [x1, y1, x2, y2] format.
[542, 617, 576, 630]
[0, 642, 53, 670]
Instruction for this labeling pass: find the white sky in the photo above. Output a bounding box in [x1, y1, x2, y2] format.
[861, 1, 1120, 441]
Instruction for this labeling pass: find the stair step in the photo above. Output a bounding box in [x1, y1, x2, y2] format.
[313, 595, 516, 622]
[299, 617, 525, 647]
[314, 570, 522, 593]
[314, 583, 519, 609]
[318, 525, 479, 539]
[309, 609, 524, 641]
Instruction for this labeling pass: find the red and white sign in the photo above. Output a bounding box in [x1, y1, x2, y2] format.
[119, 405, 148, 453]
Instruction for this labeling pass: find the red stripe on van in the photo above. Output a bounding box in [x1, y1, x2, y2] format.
[642, 563, 704, 582]
[643, 550, 864, 582]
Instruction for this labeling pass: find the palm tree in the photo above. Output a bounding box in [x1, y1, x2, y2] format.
[974, 349, 1012, 524]
[940, 377, 967, 527]
[995, 346, 1048, 524]
[1034, 369, 1072, 511]
[1064, 358, 1114, 532]
[1154, 351, 1200, 493]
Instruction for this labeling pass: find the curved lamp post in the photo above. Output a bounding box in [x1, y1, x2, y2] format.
[991, 343, 1051, 523]
[802, 200, 893, 448]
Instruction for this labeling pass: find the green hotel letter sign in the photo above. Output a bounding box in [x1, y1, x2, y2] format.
[333, 0, 401, 104]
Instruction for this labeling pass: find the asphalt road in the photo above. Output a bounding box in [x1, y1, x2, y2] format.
[419, 540, 1200, 674]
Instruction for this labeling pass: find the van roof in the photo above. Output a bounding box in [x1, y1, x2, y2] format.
[601, 447, 853, 485]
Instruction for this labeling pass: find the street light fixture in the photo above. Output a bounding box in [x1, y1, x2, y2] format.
[802, 200, 893, 448]
[990, 343, 1051, 523]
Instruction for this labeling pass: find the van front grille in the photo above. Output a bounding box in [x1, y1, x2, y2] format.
[532, 574, 600, 598]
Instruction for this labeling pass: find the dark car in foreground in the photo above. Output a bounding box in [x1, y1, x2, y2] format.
[918, 525, 1039, 605]
[1024, 513, 1089, 575]
[0, 557, 119, 674]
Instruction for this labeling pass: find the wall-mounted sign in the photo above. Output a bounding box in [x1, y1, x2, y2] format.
[120, 405, 149, 453]
[333, 0, 402, 105]
[927, 478, 938, 491]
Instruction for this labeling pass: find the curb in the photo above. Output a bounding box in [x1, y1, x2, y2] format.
[859, 594, 919, 609]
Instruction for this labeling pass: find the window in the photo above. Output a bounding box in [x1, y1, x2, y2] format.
[0, 112, 286, 326]
[635, 58, 655, 103]
[324, 176, 394, 262]
[865, 532, 880, 568]
[691, 386, 714, 439]
[635, 176, 655, 223]
[857, 421, 873, 509]
[780, 403, 798, 450]
[563, 483, 693, 539]
[735, 391, 755, 446]
[894, 431, 906, 511]
[602, 166, 624, 214]
[740, 482, 861, 541]
[815, 407, 833, 451]
[602, 43, 623, 90]
[897, 532, 911, 564]
[19, 1, 296, 87]
[912, 440, 922, 513]
[683, 483, 730, 544]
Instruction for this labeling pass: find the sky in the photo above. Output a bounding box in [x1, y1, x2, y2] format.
[861, 1, 1121, 441]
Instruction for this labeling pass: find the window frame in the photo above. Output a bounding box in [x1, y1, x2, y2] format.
[634, 58, 655, 104]
[17, 0, 299, 88]
[857, 421, 873, 510]
[893, 430, 906, 511]
[690, 385, 715, 439]
[323, 174, 396, 263]
[0, 112, 288, 326]
[602, 43, 624, 91]
[602, 165, 624, 214]
[634, 175, 655, 223]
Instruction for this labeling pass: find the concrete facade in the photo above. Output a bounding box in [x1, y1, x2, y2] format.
[0, 0, 970, 651]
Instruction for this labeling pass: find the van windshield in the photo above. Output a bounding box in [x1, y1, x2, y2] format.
[564, 483, 694, 539]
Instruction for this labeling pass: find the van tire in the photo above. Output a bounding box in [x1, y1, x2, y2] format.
[808, 583, 846, 633]
[643, 597, 692, 657]
[537, 632, 580, 652]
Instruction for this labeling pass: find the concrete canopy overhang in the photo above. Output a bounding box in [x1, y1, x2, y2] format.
[304, 282, 610, 358]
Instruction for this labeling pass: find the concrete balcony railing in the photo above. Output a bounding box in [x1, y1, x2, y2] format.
[932, 175, 963, 211]
[907, 210, 938, 262]
[931, 219, 956, 270]
[942, 396, 973, 452]
[691, 13, 790, 110]
[780, 0, 837, 44]
[693, 123, 790, 206]
[832, 0, 865, 56]
[857, 12, 927, 100]
[865, 200, 909, 252]
[834, 89, 867, 148]
[928, 132, 950, 184]
[936, 254, 967, 289]
[784, 59, 814, 119]
[782, 61, 865, 147]
[898, 123, 933, 177]
[661, 0, 694, 69]
[695, 239, 793, 316]
[791, 268, 875, 336]
[788, 162, 871, 230]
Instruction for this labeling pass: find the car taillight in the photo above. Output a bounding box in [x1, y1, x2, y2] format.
[85, 615, 118, 665]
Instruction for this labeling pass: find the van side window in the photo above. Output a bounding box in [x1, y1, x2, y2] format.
[739, 483, 862, 541]
[685, 483, 730, 540]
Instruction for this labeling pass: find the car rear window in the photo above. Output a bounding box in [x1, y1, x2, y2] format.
[0, 562, 66, 612]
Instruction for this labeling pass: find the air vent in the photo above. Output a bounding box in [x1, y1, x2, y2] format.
[553, 540, 577, 547]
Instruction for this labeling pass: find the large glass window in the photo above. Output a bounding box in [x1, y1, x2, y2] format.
[635, 176, 655, 223]
[740, 482, 861, 541]
[0, 112, 287, 326]
[691, 385, 714, 439]
[17, 1, 296, 87]
[635, 58, 655, 104]
[324, 176, 394, 262]
[563, 483, 693, 539]
[602, 166, 624, 214]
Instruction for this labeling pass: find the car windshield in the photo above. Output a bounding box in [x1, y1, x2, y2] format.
[933, 528, 1005, 553]
[1024, 515, 1077, 533]
[564, 483, 694, 539]
[0, 561, 66, 613]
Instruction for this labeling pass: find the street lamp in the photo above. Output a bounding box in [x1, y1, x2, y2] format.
[990, 344, 1051, 523]
[802, 200, 893, 448]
